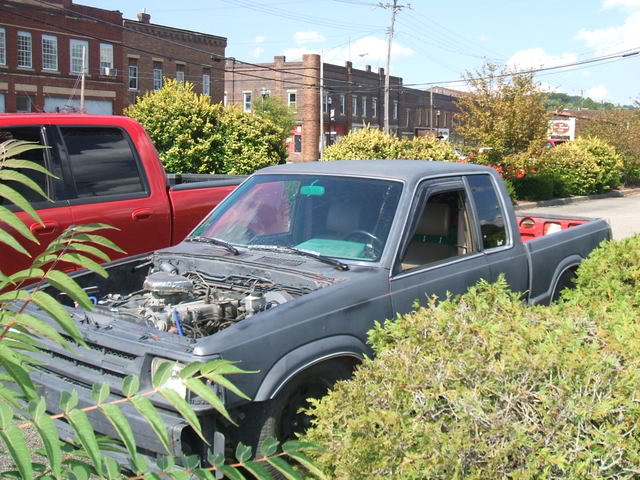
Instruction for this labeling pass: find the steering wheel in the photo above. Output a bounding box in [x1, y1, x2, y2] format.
[344, 229, 383, 258]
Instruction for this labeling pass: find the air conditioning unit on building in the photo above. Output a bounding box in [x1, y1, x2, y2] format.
[101, 67, 117, 76]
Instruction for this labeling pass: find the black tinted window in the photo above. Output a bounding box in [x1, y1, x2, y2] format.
[61, 127, 144, 198]
[0, 127, 48, 204]
[467, 174, 507, 249]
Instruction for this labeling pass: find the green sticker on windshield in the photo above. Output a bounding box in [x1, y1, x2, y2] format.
[300, 179, 325, 196]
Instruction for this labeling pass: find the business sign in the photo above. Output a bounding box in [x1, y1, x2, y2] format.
[549, 117, 576, 141]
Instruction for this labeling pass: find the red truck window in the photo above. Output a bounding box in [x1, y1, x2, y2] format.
[0, 126, 48, 204]
[60, 127, 145, 198]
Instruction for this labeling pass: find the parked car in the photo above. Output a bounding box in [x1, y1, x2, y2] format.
[0, 114, 243, 276]
[23, 159, 610, 464]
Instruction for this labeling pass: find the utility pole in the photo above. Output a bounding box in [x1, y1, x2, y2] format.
[319, 56, 325, 156]
[379, 1, 408, 134]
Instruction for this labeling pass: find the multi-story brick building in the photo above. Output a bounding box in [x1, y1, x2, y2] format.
[225, 54, 460, 161]
[0, 0, 124, 114]
[123, 12, 226, 108]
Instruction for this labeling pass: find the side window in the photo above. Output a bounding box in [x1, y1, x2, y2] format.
[60, 127, 145, 198]
[467, 174, 507, 249]
[0, 127, 48, 204]
[401, 189, 476, 271]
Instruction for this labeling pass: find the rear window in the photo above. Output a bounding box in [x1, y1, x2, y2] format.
[60, 127, 145, 198]
[0, 126, 48, 204]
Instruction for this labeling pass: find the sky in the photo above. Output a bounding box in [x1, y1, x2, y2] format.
[79, 0, 640, 106]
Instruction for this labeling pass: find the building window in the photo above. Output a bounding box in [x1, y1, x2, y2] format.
[176, 69, 185, 83]
[444, 111, 448, 128]
[288, 90, 297, 108]
[128, 64, 138, 90]
[16, 95, 32, 112]
[42, 35, 58, 71]
[352, 96, 357, 116]
[339, 94, 345, 115]
[372, 97, 377, 118]
[17, 31, 32, 68]
[0, 28, 5, 66]
[436, 110, 441, 127]
[223, 91, 227, 106]
[393, 100, 398, 120]
[153, 66, 163, 90]
[418, 109, 422, 126]
[362, 96, 367, 117]
[323, 95, 329, 113]
[70, 39, 88, 74]
[243, 91, 252, 112]
[405, 108, 410, 127]
[99, 43, 113, 75]
[202, 73, 210, 96]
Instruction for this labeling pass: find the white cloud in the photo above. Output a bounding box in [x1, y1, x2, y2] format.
[294, 31, 326, 45]
[586, 85, 610, 100]
[576, 11, 640, 55]
[282, 36, 414, 67]
[539, 82, 561, 93]
[602, 0, 640, 10]
[478, 33, 489, 42]
[252, 47, 265, 58]
[254, 36, 266, 44]
[506, 48, 578, 71]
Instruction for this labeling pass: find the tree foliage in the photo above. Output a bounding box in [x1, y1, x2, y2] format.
[304, 234, 640, 478]
[0, 140, 325, 479]
[455, 63, 549, 159]
[253, 96, 297, 142]
[125, 79, 286, 175]
[321, 128, 459, 162]
[581, 105, 640, 184]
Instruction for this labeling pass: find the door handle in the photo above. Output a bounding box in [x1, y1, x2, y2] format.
[30, 221, 60, 236]
[132, 208, 152, 221]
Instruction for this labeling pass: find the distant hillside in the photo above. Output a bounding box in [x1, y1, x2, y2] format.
[543, 92, 635, 111]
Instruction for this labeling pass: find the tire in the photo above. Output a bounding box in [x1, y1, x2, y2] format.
[551, 268, 577, 303]
[240, 360, 353, 460]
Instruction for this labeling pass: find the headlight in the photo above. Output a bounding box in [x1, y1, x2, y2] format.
[150, 357, 187, 398]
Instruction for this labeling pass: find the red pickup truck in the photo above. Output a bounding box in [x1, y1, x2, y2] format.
[0, 114, 243, 275]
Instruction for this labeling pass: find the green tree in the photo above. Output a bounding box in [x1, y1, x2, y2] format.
[125, 79, 286, 175]
[0, 140, 325, 479]
[581, 104, 640, 184]
[253, 96, 297, 143]
[455, 63, 549, 161]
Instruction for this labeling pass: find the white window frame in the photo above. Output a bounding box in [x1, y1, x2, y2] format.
[202, 73, 210, 96]
[352, 96, 357, 116]
[128, 64, 138, 90]
[70, 39, 88, 74]
[405, 108, 410, 127]
[323, 95, 329, 114]
[42, 34, 58, 71]
[393, 100, 398, 120]
[153, 67, 163, 90]
[176, 69, 185, 83]
[17, 31, 32, 68]
[243, 91, 252, 112]
[223, 91, 227, 106]
[418, 108, 422, 126]
[362, 96, 367, 117]
[339, 94, 345, 115]
[0, 28, 5, 66]
[99, 43, 113, 74]
[287, 90, 297, 108]
[372, 97, 377, 118]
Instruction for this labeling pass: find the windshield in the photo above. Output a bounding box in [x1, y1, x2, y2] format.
[191, 174, 403, 262]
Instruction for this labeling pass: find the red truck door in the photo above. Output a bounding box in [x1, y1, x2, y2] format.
[58, 126, 171, 260]
[0, 125, 74, 276]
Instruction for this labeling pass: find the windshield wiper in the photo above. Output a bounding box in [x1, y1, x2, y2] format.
[185, 236, 240, 255]
[248, 245, 349, 271]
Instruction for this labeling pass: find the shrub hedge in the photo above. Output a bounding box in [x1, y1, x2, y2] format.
[536, 137, 624, 195]
[321, 128, 459, 162]
[304, 235, 640, 479]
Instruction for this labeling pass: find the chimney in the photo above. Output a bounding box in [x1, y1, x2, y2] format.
[365, 65, 371, 72]
[137, 10, 151, 23]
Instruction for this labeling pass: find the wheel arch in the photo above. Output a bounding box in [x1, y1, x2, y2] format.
[253, 335, 367, 402]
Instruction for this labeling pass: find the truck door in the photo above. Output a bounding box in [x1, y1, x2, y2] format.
[466, 174, 529, 294]
[0, 125, 73, 276]
[390, 178, 490, 316]
[58, 126, 171, 260]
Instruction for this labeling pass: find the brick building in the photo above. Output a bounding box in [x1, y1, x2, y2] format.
[123, 12, 226, 108]
[0, 0, 124, 114]
[225, 54, 460, 161]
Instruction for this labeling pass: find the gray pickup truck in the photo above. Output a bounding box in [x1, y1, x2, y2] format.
[27, 160, 610, 462]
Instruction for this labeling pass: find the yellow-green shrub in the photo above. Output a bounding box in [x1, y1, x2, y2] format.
[536, 137, 624, 195]
[321, 128, 458, 162]
[304, 236, 640, 479]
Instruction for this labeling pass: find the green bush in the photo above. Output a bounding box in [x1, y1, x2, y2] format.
[321, 128, 458, 162]
[304, 237, 640, 479]
[513, 172, 566, 201]
[125, 79, 285, 174]
[536, 137, 624, 195]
